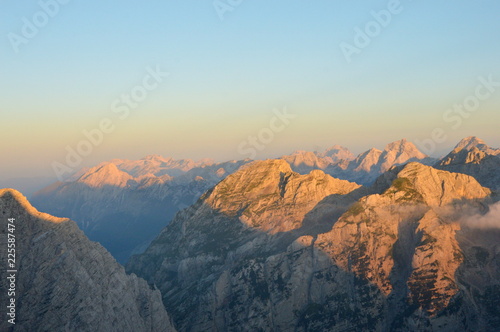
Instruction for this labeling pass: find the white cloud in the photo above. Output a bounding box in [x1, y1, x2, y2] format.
[461, 202, 500, 229]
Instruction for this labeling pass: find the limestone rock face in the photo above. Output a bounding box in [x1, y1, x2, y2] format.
[406, 210, 462, 315]
[0, 189, 176, 332]
[128, 160, 499, 331]
[316, 163, 492, 329]
[329, 163, 498, 330]
[394, 162, 490, 206]
[435, 136, 500, 191]
[203, 160, 361, 233]
[127, 159, 363, 331]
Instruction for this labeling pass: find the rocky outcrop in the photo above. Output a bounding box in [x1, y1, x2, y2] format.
[203, 160, 361, 233]
[128, 160, 498, 331]
[435, 136, 500, 191]
[0, 189, 176, 332]
[316, 163, 493, 330]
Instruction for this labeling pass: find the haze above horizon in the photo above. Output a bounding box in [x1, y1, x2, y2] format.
[1, 1, 499, 181]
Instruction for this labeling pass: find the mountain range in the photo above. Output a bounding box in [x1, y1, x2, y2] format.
[126, 157, 499, 331]
[31, 137, 497, 264]
[282, 138, 436, 184]
[3, 136, 499, 331]
[31, 157, 249, 263]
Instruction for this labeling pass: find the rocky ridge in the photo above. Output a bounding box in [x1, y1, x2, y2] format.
[128, 160, 499, 331]
[0, 189, 176, 332]
[282, 139, 435, 185]
[435, 136, 500, 191]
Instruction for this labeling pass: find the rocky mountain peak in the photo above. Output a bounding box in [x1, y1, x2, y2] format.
[384, 138, 423, 155]
[455, 136, 486, 151]
[0, 188, 68, 224]
[281, 150, 329, 170]
[435, 137, 500, 191]
[142, 154, 171, 163]
[453, 136, 500, 155]
[352, 148, 383, 172]
[379, 139, 428, 173]
[77, 162, 133, 188]
[322, 145, 355, 161]
[438, 137, 500, 168]
[203, 159, 360, 233]
[387, 162, 491, 206]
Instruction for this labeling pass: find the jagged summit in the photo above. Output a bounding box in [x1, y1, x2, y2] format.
[77, 162, 133, 188]
[352, 148, 383, 172]
[142, 154, 169, 161]
[439, 136, 500, 166]
[383, 138, 426, 156]
[435, 137, 500, 190]
[455, 136, 486, 150]
[321, 144, 355, 161]
[203, 159, 360, 233]
[281, 151, 330, 172]
[386, 162, 491, 206]
[379, 139, 429, 172]
[453, 136, 500, 155]
[280, 139, 435, 185]
[0, 188, 68, 223]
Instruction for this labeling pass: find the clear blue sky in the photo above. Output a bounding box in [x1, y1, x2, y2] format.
[1, 0, 500, 180]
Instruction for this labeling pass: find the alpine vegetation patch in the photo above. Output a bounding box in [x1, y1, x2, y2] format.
[51, 65, 169, 181]
[340, 0, 404, 63]
[237, 107, 297, 159]
[8, 0, 72, 53]
[415, 75, 500, 155]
